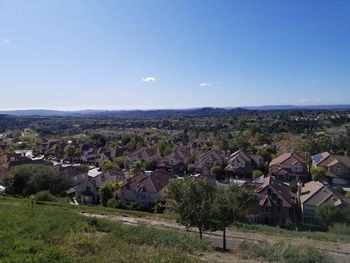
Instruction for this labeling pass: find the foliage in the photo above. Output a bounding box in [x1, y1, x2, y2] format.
[252, 169, 263, 179]
[130, 160, 150, 175]
[310, 166, 326, 182]
[9, 164, 70, 196]
[34, 190, 56, 202]
[99, 182, 114, 207]
[238, 241, 333, 263]
[80, 164, 90, 172]
[90, 133, 107, 147]
[210, 165, 224, 176]
[211, 184, 254, 250]
[64, 145, 81, 162]
[101, 160, 120, 171]
[168, 178, 217, 239]
[315, 204, 350, 229]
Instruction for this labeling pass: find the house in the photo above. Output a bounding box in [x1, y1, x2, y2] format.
[156, 147, 191, 175]
[96, 147, 128, 167]
[269, 152, 308, 182]
[4, 153, 48, 168]
[56, 164, 97, 205]
[225, 150, 264, 178]
[299, 181, 350, 227]
[94, 169, 128, 188]
[127, 147, 160, 167]
[191, 149, 225, 176]
[249, 175, 294, 226]
[53, 164, 87, 187]
[73, 176, 98, 205]
[311, 152, 350, 185]
[80, 144, 98, 164]
[120, 169, 176, 207]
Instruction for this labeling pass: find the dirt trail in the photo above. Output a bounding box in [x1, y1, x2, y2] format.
[81, 212, 350, 263]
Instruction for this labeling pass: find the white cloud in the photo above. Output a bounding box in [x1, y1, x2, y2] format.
[312, 79, 319, 83]
[199, 82, 212, 87]
[3, 38, 10, 44]
[299, 98, 310, 103]
[314, 98, 322, 103]
[142, 77, 156, 83]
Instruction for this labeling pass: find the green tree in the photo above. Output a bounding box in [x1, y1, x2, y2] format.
[211, 184, 253, 250]
[252, 169, 263, 179]
[211, 166, 224, 176]
[101, 160, 120, 171]
[168, 178, 217, 239]
[311, 166, 326, 182]
[315, 204, 347, 229]
[64, 145, 80, 162]
[90, 133, 107, 148]
[99, 182, 114, 207]
[9, 164, 70, 196]
[130, 160, 149, 175]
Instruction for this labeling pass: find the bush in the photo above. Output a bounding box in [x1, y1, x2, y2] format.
[154, 201, 166, 213]
[211, 166, 224, 176]
[106, 198, 119, 208]
[238, 241, 333, 263]
[252, 170, 263, 179]
[10, 164, 71, 197]
[99, 182, 114, 207]
[34, 191, 56, 202]
[329, 223, 350, 236]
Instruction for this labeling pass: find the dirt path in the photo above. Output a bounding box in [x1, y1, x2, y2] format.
[81, 212, 350, 263]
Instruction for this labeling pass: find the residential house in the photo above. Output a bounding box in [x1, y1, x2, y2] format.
[311, 152, 350, 185]
[269, 152, 308, 182]
[120, 169, 176, 207]
[249, 176, 294, 226]
[191, 149, 225, 176]
[299, 181, 350, 227]
[156, 147, 191, 175]
[4, 153, 48, 168]
[225, 150, 264, 178]
[80, 144, 98, 164]
[127, 147, 160, 168]
[94, 169, 128, 188]
[54, 164, 87, 187]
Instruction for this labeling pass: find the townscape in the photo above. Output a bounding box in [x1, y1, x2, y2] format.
[1, 109, 350, 233]
[2, 1, 350, 262]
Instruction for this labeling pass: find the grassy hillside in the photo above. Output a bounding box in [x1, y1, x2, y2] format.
[0, 197, 210, 263]
[0, 197, 336, 263]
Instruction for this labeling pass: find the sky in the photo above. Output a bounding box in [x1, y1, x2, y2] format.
[1, 0, 350, 110]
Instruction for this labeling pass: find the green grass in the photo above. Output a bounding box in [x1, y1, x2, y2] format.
[0, 196, 210, 263]
[230, 223, 350, 243]
[238, 241, 334, 263]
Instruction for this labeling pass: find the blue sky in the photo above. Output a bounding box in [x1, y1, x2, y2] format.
[1, 0, 350, 110]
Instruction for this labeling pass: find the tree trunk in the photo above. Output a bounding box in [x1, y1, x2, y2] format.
[199, 227, 203, 239]
[223, 226, 226, 251]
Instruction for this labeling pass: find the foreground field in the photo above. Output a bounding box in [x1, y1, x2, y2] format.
[0, 197, 338, 263]
[0, 197, 210, 263]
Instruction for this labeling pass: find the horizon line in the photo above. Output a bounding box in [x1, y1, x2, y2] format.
[1, 103, 350, 112]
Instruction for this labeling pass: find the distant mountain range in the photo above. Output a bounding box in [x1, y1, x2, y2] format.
[0, 105, 350, 118]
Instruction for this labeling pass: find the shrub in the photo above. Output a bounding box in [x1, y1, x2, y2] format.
[10, 164, 71, 196]
[106, 198, 119, 208]
[252, 170, 263, 179]
[238, 241, 333, 263]
[34, 191, 56, 202]
[99, 182, 113, 207]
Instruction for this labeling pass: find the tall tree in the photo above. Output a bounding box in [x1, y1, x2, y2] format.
[211, 184, 253, 250]
[168, 178, 217, 239]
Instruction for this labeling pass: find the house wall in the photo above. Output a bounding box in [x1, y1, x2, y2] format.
[121, 187, 166, 205]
